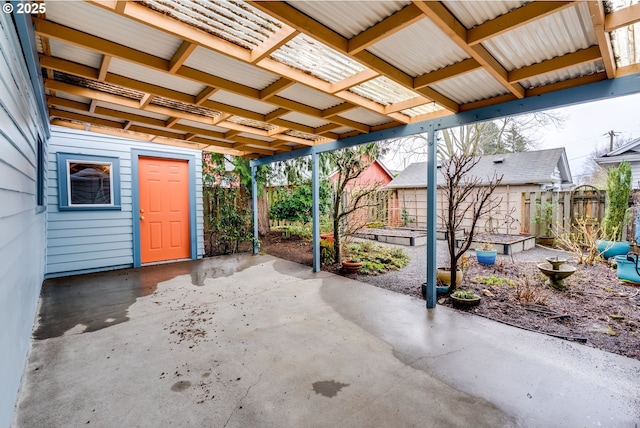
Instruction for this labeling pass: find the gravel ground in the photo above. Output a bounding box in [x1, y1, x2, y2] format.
[353, 239, 573, 298]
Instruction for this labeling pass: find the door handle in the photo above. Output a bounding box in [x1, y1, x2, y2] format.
[140, 216, 145, 220]
[140, 208, 144, 213]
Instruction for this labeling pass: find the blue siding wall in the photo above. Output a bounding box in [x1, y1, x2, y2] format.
[46, 127, 204, 277]
[0, 13, 48, 428]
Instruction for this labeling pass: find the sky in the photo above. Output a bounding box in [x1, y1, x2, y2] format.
[383, 92, 640, 182]
[539, 93, 640, 181]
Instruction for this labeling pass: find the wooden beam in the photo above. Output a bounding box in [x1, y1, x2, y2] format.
[194, 86, 219, 105]
[588, 1, 617, 79]
[89, 99, 98, 113]
[414, 58, 481, 88]
[467, 2, 574, 46]
[329, 69, 379, 94]
[348, 4, 424, 54]
[605, 2, 640, 31]
[250, 25, 298, 63]
[321, 102, 358, 118]
[260, 78, 296, 101]
[98, 55, 111, 81]
[139, 93, 153, 109]
[50, 108, 124, 128]
[265, 108, 290, 121]
[384, 96, 430, 114]
[413, 1, 525, 99]
[165, 117, 180, 128]
[169, 41, 197, 74]
[327, 115, 370, 133]
[525, 72, 606, 96]
[508, 46, 603, 83]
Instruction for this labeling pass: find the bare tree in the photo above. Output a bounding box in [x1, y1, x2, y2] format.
[440, 152, 504, 290]
[580, 134, 635, 187]
[325, 144, 382, 262]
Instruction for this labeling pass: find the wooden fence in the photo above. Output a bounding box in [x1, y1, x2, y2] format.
[521, 186, 606, 236]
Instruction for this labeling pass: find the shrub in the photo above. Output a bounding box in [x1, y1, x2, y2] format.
[602, 160, 632, 241]
[320, 239, 335, 264]
[345, 242, 409, 275]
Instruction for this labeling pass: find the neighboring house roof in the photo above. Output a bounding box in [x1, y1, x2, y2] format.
[328, 158, 394, 183]
[595, 136, 640, 165]
[385, 148, 572, 189]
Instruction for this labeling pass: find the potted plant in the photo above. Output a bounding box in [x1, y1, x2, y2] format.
[341, 256, 362, 274]
[450, 289, 481, 308]
[597, 161, 632, 259]
[475, 242, 497, 265]
[533, 201, 555, 246]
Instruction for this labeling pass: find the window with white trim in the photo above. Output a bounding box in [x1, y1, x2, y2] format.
[56, 153, 121, 210]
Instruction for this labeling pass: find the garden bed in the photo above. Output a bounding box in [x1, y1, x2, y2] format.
[355, 226, 464, 246]
[456, 233, 536, 255]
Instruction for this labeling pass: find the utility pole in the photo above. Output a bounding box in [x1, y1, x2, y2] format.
[605, 130, 620, 152]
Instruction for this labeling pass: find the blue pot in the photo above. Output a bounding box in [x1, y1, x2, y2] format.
[421, 282, 450, 299]
[614, 254, 640, 283]
[476, 249, 497, 265]
[597, 240, 630, 259]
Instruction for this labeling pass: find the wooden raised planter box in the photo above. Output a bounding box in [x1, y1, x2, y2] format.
[456, 234, 536, 255]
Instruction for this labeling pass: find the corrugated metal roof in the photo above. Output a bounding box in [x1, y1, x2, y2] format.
[184, 46, 280, 90]
[349, 76, 420, 106]
[484, 3, 596, 71]
[386, 148, 570, 188]
[367, 17, 470, 77]
[276, 84, 344, 110]
[108, 58, 206, 96]
[210, 90, 278, 115]
[521, 60, 605, 89]
[49, 39, 102, 69]
[97, 101, 171, 121]
[140, 0, 281, 50]
[339, 108, 393, 127]
[431, 69, 508, 104]
[401, 103, 446, 118]
[178, 119, 230, 134]
[329, 126, 355, 134]
[280, 112, 331, 128]
[287, 1, 410, 38]
[442, 0, 527, 29]
[56, 93, 93, 105]
[237, 133, 275, 142]
[270, 33, 365, 84]
[46, 1, 182, 60]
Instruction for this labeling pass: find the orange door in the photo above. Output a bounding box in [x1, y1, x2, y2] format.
[138, 157, 190, 263]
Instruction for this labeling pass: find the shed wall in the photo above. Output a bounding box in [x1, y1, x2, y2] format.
[0, 14, 48, 428]
[394, 185, 541, 233]
[46, 127, 204, 277]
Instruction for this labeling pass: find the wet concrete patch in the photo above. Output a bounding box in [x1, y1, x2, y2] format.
[170, 381, 191, 392]
[312, 380, 349, 398]
[34, 257, 257, 340]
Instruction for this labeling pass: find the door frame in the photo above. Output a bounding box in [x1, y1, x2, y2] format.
[131, 149, 197, 267]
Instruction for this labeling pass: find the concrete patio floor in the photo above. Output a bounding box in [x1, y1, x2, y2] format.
[14, 254, 640, 427]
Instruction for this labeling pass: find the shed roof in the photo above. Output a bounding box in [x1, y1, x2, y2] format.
[31, 1, 640, 158]
[385, 148, 572, 188]
[595, 137, 640, 165]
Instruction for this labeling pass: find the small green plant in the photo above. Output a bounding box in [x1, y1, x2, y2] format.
[401, 209, 415, 226]
[451, 289, 476, 299]
[272, 224, 311, 240]
[343, 242, 409, 275]
[320, 239, 335, 264]
[367, 221, 384, 228]
[533, 201, 554, 237]
[479, 275, 514, 287]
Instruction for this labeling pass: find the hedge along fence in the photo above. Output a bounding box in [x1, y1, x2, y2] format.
[203, 186, 253, 256]
[521, 186, 606, 237]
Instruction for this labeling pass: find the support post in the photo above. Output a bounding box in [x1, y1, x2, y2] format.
[311, 149, 321, 272]
[251, 164, 259, 255]
[426, 128, 437, 308]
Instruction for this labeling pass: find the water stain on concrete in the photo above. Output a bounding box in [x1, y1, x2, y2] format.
[34, 256, 256, 340]
[170, 381, 191, 392]
[312, 380, 349, 398]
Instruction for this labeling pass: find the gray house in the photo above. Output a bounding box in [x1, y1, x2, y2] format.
[595, 137, 640, 189]
[385, 148, 573, 233]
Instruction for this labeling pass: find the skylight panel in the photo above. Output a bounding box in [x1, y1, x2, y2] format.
[349, 76, 421, 106]
[141, 0, 282, 50]
[270, 33, 366, 83]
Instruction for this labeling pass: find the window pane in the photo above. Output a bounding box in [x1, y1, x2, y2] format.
[69, 162, 112, 205]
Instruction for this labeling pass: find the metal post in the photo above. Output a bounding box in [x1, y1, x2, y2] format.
[311, 149, 321, 272]
[251, 164, 259, 254]
[426, 128, 437, 308]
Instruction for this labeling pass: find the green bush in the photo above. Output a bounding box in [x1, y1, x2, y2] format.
[602, 160, 632, 241]
[269, 180, 330, 224]
[346, 242, 409, 275]
[320, 239, 335, 264]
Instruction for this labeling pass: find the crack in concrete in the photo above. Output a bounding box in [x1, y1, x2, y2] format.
[222, 361, 274, 428]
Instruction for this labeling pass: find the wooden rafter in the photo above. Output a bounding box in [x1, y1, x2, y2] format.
[588, 1, 617, 79]
[413, 1, 525, 99]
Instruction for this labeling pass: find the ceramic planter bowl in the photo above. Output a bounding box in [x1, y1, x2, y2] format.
[597, 240, 630, 259]
[475, 249, 497, 265]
